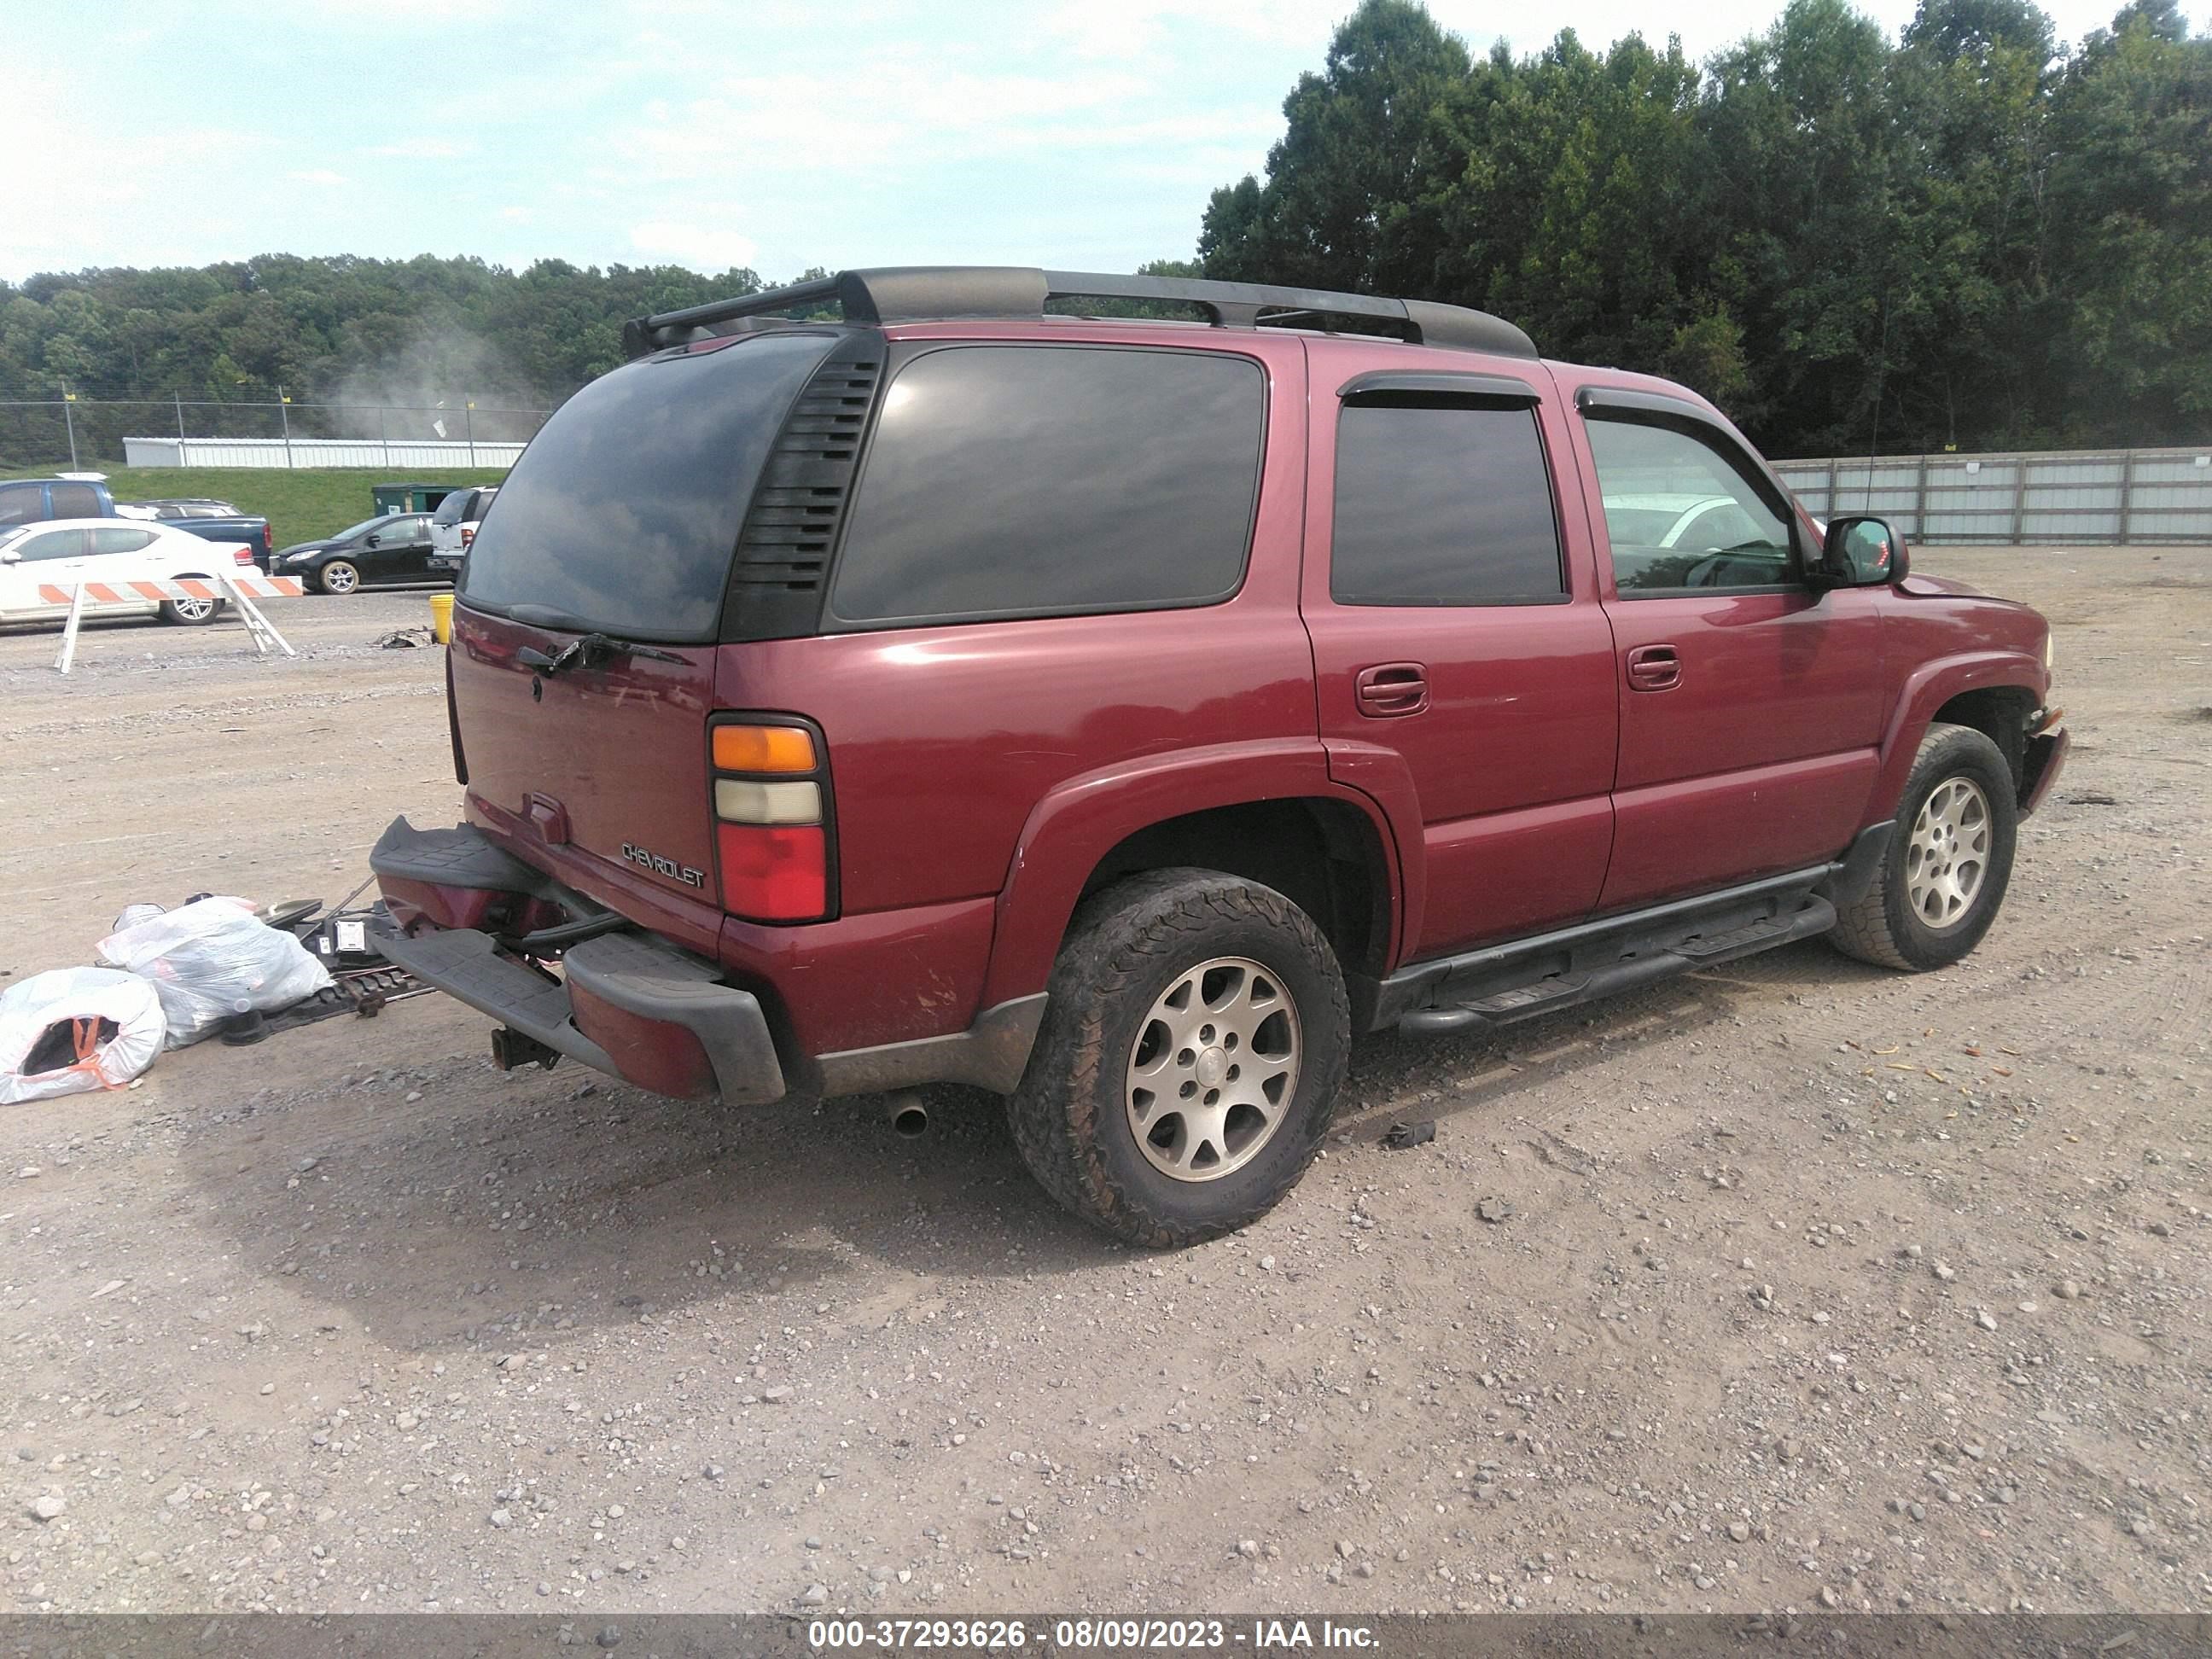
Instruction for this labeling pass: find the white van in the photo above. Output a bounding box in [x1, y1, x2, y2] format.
[428, 486, 498, 574]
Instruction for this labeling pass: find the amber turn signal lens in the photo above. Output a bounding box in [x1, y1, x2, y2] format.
[712, 724, 817, 774]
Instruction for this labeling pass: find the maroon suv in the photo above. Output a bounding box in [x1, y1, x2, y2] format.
[370, 265, 2068, 1246]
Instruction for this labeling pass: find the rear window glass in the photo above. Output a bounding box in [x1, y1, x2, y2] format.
[829, 345, 1265, 626]
[461, 332, 840, 641]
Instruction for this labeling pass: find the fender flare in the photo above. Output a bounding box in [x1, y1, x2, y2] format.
[1867, 649, 2046, 824]
[977, 738, 1407, 1009]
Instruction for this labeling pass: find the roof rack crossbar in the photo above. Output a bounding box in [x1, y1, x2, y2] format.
[637, 275, 842, 335]
[624, 267, 1537, 361]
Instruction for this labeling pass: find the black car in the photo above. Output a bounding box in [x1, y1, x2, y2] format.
[271, 513, 441, 594]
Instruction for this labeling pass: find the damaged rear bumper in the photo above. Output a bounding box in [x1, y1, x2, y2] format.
[370, 817, 784, 1104]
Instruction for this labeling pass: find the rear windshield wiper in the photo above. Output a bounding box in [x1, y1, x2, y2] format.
[516, 633, 688, 676]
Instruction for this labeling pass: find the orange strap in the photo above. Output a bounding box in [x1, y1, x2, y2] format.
[44, 1019, 123, 1091]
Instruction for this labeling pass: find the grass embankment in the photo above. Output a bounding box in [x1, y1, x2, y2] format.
[91, 467, 509, 550]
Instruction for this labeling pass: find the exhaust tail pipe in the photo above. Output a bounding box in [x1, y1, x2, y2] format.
[888, 1093, 928, 1138]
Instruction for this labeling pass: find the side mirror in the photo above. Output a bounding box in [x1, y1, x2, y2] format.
[0, 549, 19, 564]
[365, 533, 383, 547]
[1820, 515, 1907, 586]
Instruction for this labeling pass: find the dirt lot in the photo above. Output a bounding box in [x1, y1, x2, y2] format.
[0, 554, 2205, 1618]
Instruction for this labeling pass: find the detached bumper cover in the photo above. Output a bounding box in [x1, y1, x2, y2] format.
[370, 816, 785, 1105]
[2019, 725, 2069, 818]
[375, 923, 786, 1104]
[369, 815, 1043, 1101]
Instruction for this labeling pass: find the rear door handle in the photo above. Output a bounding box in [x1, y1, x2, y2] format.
[1626, 643, 1680, 691]
[1354, 661, 1429, 717]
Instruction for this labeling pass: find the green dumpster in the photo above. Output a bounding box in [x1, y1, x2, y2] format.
[372, 481, 463, 515]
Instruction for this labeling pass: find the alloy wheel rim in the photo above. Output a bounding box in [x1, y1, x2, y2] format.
[171, 597, 213, 620]
[1125, 955, 1301, 1184]
[1906, 775, 1991, 931]
[327, 565, 356, 592]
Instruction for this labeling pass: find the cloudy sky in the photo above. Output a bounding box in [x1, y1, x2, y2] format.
[3, 0, 2187, 284]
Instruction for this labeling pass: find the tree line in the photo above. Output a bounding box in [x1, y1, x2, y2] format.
[0, 254, 794, 416]
[1200, 0, 2211, 456]
[2, 0, 2204, 460]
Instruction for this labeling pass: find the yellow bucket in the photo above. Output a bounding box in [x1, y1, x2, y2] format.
[428, 591, 455, 644]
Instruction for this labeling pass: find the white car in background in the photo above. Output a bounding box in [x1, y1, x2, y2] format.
[0, 518, 258, 626]
[427, 485, 498, 576]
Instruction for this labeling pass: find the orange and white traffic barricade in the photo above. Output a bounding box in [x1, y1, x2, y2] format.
[42, 570, 304, 673]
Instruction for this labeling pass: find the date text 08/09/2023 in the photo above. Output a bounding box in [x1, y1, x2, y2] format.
[805, 1619, 1382, 1651]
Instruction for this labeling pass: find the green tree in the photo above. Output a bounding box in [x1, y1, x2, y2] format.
[1199, 0, 1470, 294]
[2043, 0, 2212, 440]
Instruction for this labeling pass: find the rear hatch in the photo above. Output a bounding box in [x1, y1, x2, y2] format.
[449, 329, 848, 936]
[429, 487, 480, 556]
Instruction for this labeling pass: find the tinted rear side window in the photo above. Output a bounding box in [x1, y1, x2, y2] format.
[1330, 403, 1563, 605]
[49, 482, 102, 519]
[829, 346, 1265, 626]
[462, 331, 842, 641]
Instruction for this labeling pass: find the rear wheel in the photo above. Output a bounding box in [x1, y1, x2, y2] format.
[1831, 722, 2017, 970]
[318, 560, 360, 596]
[159, 580, 220, 626]
[1005, 869, 1350, 1247]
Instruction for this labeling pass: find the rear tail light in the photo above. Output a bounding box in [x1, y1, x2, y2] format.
[261, 524, 272, 550]
[234, 548, 254, 565]
[714, 824, 828, 921]
[461, 526, 475, 550]
[711, 720, 831, 922]
[711, 724, 815, 773]
[713, 779, 821, 824]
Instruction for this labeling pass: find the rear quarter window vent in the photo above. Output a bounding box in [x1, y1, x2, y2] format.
[724, 343, 884, 640]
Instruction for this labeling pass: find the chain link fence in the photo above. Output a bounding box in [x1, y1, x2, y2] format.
[0, 395, 553, 473]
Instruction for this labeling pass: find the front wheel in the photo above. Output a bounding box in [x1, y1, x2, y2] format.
[1830, 722, 2018, 970]
[1005, 869, 1350, 1248]
[317, 560, 360, 596]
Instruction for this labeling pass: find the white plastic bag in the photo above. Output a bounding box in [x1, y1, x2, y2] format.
[0, 967, 166, 1104]
[96, 896, 334, 1048]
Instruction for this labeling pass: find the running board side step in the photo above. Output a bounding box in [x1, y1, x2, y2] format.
[1384, 870, 1844, 1039]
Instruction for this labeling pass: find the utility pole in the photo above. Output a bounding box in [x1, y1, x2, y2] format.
[174, 391, 186, 451]
[61, 391, 79, 471]
[278, 387, 294, 469]
[465, 400, 476, 468]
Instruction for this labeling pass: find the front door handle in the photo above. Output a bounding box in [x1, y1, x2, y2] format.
[1354, 661, 1429, 717]
[1626, 643, 1680, 691]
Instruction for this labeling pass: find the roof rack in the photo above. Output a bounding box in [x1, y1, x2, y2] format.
[620, 267, 1537, 362]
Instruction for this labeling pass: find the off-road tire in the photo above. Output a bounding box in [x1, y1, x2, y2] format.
[1005, 869, 1351, 1248]
[1830, 722, 2018, 971]
[318, 560, 361, 596]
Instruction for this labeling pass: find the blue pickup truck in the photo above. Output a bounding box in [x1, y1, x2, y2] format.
[0, 475, 274, 568]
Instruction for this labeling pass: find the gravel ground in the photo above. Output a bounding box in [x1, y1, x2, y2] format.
[0, 555, 2204, 1617]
